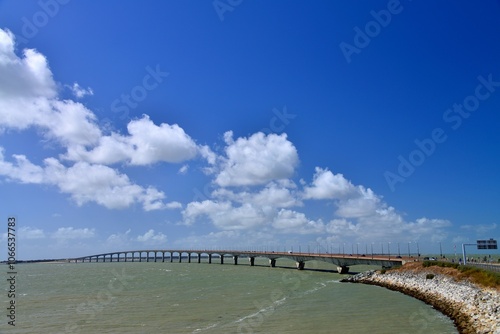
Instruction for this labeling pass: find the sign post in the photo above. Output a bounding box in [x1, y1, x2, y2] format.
[462, 239, 497, 265]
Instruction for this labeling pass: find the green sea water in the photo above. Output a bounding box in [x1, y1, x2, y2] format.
[2, 259, 457, 333]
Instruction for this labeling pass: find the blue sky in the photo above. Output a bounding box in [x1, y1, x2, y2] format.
[1, 0, 499, 260]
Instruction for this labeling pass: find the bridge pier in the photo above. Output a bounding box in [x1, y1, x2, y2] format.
[337, 266, 349, 274]
[170, 252, 173, 262]
[269, 259, 276, 267]
[188, 254, 192, 263]
[179, 252, 182, 263]
[296, 261, 305, 270]
[233, 256, 238, 265]
[208, 254, 212, 264]
[249, 257, 255, 266]
[197, 254, 201, 263]
[162, 252, 165, 262]
[220, 255, 224, 265]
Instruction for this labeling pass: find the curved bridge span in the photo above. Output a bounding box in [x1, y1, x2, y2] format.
[68, 250, 405, 274]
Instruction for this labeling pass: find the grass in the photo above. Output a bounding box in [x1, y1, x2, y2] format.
[421, 260, 500, 288]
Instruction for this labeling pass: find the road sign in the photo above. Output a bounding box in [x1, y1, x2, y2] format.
[477, 239, 497, 250]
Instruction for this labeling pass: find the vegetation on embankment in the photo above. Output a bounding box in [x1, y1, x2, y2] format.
[416, 261, 500, 289]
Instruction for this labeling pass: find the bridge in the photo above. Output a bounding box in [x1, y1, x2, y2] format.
[67, 250, 406, 274]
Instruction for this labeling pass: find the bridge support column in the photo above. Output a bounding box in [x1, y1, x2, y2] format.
[208, 254, 212, 264]
[117, 254, 120, 262]
[162, 252, 165, 262]
[188, 254, 191, 263]
[147, 252, 150, 262]
[197, 254, 201, 263]
[154, 252, 157, 262]
[170, 252, 173, 262]
[220, 255, 224, 265]
[179, 253, 182, 263]
[139, 252, 142, 262]
[296, 261, 305, 270]
[249, 257, 255, 266]
[337, 266, 349, 274]
[269, 259, 276, 267]
[233, 256, 238, 265]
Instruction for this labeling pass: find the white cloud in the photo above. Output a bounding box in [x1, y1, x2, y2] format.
[173, 230, 276, 249]
[65, 115, 200, 166]
[335, 187, 381, 218]
[0, 29, 56, 99]
[19, 226, 46, 239]
[0, 29, 101, 147]
[178, 164, 189, 174]
[137, 229, 167, 244]
[212, 181, 300, 209]
[461, 223, 497, 234]
[303, 167, 357, 200]
[52, 227, 95, 240]
[105, 229, 132, 249]
[215, 131, 299, 187]
[272, 209, 324, 234]
[67, 82, 93, 99]
[0, 28, 204, 212]
[0, 149, 170, 211]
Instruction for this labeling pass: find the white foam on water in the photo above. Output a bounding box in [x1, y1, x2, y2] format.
[234, 296, 287, 324]
[192, 322, 219, 333]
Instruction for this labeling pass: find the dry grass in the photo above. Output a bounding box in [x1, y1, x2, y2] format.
[389, 261, 500, 290]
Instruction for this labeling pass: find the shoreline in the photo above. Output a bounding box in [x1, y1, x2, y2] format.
[341, 265, 500, 334]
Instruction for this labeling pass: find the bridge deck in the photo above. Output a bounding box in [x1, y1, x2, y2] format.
[67, 249, 406, 271]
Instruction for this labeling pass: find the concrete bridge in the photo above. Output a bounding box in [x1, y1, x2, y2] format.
[68, 250, 405, 274]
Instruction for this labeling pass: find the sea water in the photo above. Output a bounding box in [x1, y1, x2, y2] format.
[1, 259, 457, 333]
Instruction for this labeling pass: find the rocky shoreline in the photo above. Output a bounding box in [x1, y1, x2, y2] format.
[341, 267, 500, 334]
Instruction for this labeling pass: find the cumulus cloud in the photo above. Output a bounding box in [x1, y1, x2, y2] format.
[215, 131, 299, 187]
[137, 229, 167, 244]
[303, 167, 357, 200]
[65, 115, 200, 165]
[0, 29, 101, 146]
[272, 209, 324, 234]
[19, 226, 46, 240]
[0, 148, 172, 210]
[0, 29, 202, 211]
[67, 82, 93, 99]
[52, 227, 96, 240]
[302, 167, 452, 243]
